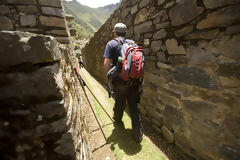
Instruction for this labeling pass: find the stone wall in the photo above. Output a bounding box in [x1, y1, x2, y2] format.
[0, 0, 70, 44]
[82, 0, 240, 159]
[0, 0, 92, 160]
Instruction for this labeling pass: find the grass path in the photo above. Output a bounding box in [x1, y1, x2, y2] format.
[80, 68, 169, 160]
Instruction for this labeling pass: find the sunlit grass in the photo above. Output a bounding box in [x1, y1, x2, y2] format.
[80, 69, 165, 160]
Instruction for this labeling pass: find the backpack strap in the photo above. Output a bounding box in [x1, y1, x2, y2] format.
[114, 37, 125, 45]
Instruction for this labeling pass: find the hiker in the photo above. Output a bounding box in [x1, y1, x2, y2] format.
[103, 23, 143, 143]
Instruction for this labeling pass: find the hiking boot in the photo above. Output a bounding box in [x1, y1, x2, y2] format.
[134, 135, 143, 143]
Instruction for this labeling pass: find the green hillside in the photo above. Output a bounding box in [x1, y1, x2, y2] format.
[63, 0, 119, 39]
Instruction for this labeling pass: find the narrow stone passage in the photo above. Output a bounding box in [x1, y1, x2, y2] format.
[79, 68, 174, 160]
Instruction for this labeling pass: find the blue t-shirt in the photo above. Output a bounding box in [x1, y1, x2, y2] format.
[104, 37, 126, 67]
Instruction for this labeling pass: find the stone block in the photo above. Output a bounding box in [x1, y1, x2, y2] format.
[54, 132, 75, 158]
[144, 39, 150, 46]
[174, 67, 219, 90]
[46, 30, 68, 36]
[0, 64, 64, 102]
[223, 116, 240, 140]
[183, 100, 216, 118]
[134, 8, 148, 24]
[189, 46, 214, 65]
[38, 0, 62, 8]
[0, 31, 61, 66]
[226, 24, 240, 35]
[0, 16, 13, 30]
[158, 0, 165, 5]
[20, 15, 36, 27]
[65, 14, 74, 22]
[161, 86, 182, 99]
[2, 0, 37, 5]
[125, 16, 132, 27]
[145, 61, 156, 71]
[185, 29, 219, 40]
[169, 55, 188, 65]
[144, 33, 152, 38]
[161, 14, 169, 23]
[164, 1, 175, 8]
[126, 26, 133, 38]
[218, 145, 240, 160]
[213, 34, 240, 60]
[39, 16, 66, 28]
[169, 0, 204, 26]
[143, 48, 150, 55]
[139, 0, 150, 8]
[174, 26, 193, 37]
[158, 90, 179, 106]
[163, 104, 185, 130]
[161, 126, 174, 143]
[131, 0, 141, 5]
[152, 118, 163, 127]
[175, 132, 194, 157]
[217, 62, 240, 78]
[134, 21, 152, 34]
[35, 118, 67, 136]
[55, 37, 70, 44]
[203, 0, 240, 9]
[153, 17, 161, 24]
[145, 56, 156, 62]
[165, 39, 186, 55]
[33, 100, 65, 119]
[121, 8, 130, 19]
[156, 22, 170, 29]
[197, 5, 240, 29]
[157, 62, 172, 70]
[151, 40, 162, 52]
[41, 7, 63, 17]
[151, 10, 166, 19]
[219, 76, 240, 88]
[0, 5, 11, 15]
[17, 5, 39, 13]
[152, 125, 162, 134]
[17, 28, 42, 33]
[131, 4, 138, 15]
[153, 29, 167, 39]
[157, 51, 167, 62]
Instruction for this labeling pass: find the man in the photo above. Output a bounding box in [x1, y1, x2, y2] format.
[103, 23, 143, 143]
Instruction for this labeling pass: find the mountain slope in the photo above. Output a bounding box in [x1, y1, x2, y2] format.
[63, 0, 119, 39]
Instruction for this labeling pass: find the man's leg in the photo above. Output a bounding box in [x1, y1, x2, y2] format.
[113, 82, 128, 123]
[127, 84, 143, 142]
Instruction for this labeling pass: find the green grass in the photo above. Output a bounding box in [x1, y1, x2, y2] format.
[81, 70, 166, 160]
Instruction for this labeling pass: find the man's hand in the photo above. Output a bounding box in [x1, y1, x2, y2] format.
[104, 58, 111, 71]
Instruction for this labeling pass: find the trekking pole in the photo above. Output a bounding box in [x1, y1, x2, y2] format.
[73, 67, 108, 143]
[75, 67, 114, 123]
[83, 80, 114, 123]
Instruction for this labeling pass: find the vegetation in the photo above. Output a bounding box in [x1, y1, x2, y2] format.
[63, 0, 119, 40]
[80, 69, 166, 160]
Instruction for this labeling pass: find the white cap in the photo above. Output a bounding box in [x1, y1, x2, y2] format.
[113, 23, 127, 33]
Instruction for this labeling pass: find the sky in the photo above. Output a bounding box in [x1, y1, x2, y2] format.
[67, 0, 121, 8]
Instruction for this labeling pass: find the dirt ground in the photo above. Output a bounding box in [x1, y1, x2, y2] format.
[83, 86, 115, 160]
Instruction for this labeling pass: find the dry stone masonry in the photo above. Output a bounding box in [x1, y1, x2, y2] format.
[0, 0, 91, 160]
[0, 0, 71, 44]
[82, 0, 240, 159]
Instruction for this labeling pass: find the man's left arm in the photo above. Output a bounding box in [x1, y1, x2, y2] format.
[103, 43, 112, 71]
[104, 58, 111, 71]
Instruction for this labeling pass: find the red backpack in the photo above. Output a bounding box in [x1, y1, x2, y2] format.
[115, 38, 144, 81]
